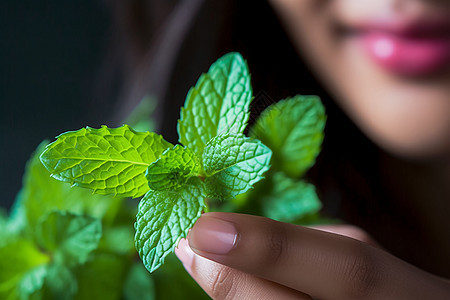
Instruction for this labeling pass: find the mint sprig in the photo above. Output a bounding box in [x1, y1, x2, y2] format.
[2, 50, 327, 299]
[39, 52, 327, 274]
[40, 52, 272, 273]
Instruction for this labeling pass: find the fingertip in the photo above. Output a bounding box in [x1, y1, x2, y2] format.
[188, 215, 238, 255]
[175, 238, 194, 274]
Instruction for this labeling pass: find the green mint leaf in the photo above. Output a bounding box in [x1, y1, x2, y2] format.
[178, 52, 252, 154]
[36, 211, 102, 266]
[135, 178, 205, 273]
[0, 239, 49, 300]
[203, 133, 272, 200]
[40, 125, 173, 198]
[145, 145, 201, 191]
[250, 95, 326, 178]
[123, 263, 155, 300]
[19, 141, 126, 238]
[18, 265, 47, 300]
[41, 264, 77, 300]
[260, 172, 322, 222]
[74, 253, 128, 300]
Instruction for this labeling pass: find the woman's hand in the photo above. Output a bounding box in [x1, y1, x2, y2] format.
[175, 212, 450, 300]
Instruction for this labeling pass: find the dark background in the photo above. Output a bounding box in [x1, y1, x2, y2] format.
[1, 1, 113, 208]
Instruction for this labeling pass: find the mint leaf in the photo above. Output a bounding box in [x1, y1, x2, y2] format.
[261, 172, 321, 222]
[75, 253, 128, 300]
[0, 239, 49, 300]
[19, 141, 125, 238]
[36, 211, 102, 266]
[203, 133, 272, 200]
[250, 95, 326, 178]
[18, 265, 47, 300]
[123, 263, 155, 300]
[145, 145, 201, 191]
[178, 52, 252, 154]
[41, 264, 77, 300]
[40, 125, 173, 198]
[135, 178, 205, 273]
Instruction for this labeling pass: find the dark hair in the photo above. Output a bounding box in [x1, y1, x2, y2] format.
[103, 0, 439, 274]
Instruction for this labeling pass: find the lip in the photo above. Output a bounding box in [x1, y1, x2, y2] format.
[345, 18, 450, 76]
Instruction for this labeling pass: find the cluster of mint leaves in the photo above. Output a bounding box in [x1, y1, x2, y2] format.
[242, 95, 326, 223]
[39, 52, 326, 274]
[0, 142, 154, 300]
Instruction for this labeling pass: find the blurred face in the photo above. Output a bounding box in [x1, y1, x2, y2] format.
[268, 0, 450, 160]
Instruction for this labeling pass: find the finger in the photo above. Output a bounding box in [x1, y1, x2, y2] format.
[309, 224, 379, 246]
[187, 212, 450, 300]
[176, 239, 312, 300]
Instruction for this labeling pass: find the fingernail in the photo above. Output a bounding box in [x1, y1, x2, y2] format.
[175, 238, 194, 273]
[188, 216, 237, 255]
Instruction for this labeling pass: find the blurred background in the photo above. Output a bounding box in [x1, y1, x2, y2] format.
[1, 1, 115, 207]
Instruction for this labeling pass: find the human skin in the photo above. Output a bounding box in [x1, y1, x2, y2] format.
[176, 213, 450, 299]
[268, 0, 450, 160]
[176, 0, 450, 298]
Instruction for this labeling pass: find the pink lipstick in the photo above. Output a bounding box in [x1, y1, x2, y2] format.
[362, 32, 450, 76]
[354, 19, 450, 76]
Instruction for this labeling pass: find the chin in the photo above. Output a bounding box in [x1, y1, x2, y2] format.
[336, 69, 450, 162]
[363, 122, 450, 162]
